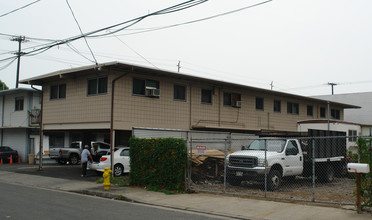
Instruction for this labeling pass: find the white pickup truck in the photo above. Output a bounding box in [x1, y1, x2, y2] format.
[226, 138, 345, 190]
[49, 141, 111, 165]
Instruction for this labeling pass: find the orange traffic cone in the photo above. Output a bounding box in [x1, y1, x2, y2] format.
[18, 156, 21, 164]
[9, 155, 13, 164]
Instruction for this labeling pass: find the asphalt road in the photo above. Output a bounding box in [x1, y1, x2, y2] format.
[0, 181, 225, 220]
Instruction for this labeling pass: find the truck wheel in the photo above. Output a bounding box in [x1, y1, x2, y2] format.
[69, 154, 79, 165]
[114, 164, 124, 177]
[319, 164, 334, 183]
[267, 170, 281, 191]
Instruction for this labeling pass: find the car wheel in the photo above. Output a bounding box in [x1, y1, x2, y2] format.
[69, 154, 79, 165]
[114, 164, 124, 177]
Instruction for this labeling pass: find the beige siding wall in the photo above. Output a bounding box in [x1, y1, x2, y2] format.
[42, 73, 112, 127]
[41, 70, 345, 132]
[114, 74, 191, 130]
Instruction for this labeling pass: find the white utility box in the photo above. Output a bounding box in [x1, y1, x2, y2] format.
[347, 163, 370, 173]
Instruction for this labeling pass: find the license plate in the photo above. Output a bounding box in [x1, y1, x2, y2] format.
[236, 171, 243, 176]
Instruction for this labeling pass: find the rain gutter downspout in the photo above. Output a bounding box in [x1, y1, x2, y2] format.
[110, 71, 129, 174]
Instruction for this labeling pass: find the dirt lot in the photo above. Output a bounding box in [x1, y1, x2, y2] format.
[190, 150, 356, 205]
[191, 177, 356, 204]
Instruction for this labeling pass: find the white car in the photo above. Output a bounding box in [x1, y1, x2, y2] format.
[89, 147, 130, 177]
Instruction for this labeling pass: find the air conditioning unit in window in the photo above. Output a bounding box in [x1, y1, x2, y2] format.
[232, 100, 242, 108]
[145, 87, 160, 97]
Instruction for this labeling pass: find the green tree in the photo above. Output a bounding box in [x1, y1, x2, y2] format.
[0, 80, 9, 90]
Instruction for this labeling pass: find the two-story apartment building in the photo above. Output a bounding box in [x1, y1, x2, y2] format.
[0, 88, 41, 162]
[20, 61, 358, 150]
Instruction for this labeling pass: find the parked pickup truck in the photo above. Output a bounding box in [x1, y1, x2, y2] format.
[226, 137, 346, 191]
[50, 141, 111, 165]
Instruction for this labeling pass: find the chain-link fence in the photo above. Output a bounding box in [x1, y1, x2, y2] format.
[132, 127, 368, 205]
[189, 136, 363, 205]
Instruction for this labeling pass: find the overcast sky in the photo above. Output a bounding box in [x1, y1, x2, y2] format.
[1, 0, 371, 96]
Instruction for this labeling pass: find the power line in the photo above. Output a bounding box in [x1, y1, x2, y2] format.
[110, 0, 273, 38]
[109, 31, 158, 70]
[1, 0, 273, 64]
[0, 58, 17, 71]
[0, 0, 41, 18]
[0, 0, 208, 63]
[66, 43, 96, 63]
[65, 0, 98, 65]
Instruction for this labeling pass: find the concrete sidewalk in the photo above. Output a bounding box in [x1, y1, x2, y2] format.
[0, 170, 371, 220]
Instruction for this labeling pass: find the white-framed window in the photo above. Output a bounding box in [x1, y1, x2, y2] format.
[348, 130, 357, 142]
[287, 102, 299, 115]
[88, 77, 108, 95]
[50, 84, 66, 100]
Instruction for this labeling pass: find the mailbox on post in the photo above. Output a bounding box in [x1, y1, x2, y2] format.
[347, 163, 370, 214]
[347, 163, 370, 173]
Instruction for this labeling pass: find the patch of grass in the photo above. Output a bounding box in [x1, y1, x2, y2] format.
[111, 176, 130, 187]
[95, 175, 130, 187]
[146, 186, 180, 195]
[96, 177, 103, 184]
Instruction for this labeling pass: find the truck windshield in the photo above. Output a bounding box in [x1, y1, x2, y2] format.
[247, 139, 286, 152]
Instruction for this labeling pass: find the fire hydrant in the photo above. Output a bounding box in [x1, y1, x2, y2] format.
[103, 167, 112, 191]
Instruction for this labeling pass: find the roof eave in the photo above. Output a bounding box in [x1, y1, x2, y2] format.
[19, 61, 360, 109]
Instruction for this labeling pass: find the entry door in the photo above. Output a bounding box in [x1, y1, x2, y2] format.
[283, 140, 303, 176]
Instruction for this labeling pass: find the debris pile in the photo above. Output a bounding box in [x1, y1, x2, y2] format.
[191, 149, 235, 181]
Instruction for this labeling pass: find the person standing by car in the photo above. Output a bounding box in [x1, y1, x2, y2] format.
[81, 145, 93, 177]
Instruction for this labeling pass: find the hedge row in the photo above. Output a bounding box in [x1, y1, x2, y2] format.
[355, 138, 372, 209]
[129, 137, 187, 192]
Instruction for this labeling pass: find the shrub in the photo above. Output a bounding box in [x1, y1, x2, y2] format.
[353, 138, 372, 209]
[129, 137, 187, 192]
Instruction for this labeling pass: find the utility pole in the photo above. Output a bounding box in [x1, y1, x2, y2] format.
[11, 36, 26, 88]
[328, 82, 337, 95]
[270, 81, 274, 90]
[177, 61, 181, 72]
